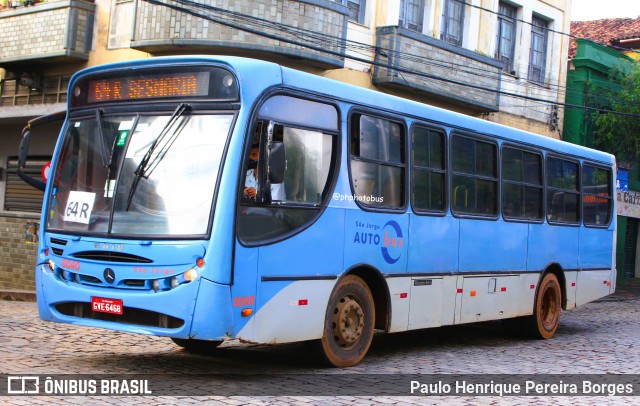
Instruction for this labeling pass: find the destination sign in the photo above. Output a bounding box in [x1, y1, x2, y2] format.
[86, 72, 210, 104]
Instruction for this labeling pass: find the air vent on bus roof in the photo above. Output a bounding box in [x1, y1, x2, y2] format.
[72, 251, 153, 264]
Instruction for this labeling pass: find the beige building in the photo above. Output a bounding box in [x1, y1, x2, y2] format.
[0, 0, 571, 291]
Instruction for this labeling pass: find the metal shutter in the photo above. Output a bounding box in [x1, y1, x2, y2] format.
[4, 157, 49, 213]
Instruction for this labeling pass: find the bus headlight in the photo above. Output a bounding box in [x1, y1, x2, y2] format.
[152, 279, 160, 292]
[184, 268, 199, 282]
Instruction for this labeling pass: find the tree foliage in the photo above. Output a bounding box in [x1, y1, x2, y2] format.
[590, 63, 640, 165]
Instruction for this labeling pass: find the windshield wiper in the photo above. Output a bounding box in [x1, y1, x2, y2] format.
[104, 115, 139, 200]
[125, 103, 190, 211]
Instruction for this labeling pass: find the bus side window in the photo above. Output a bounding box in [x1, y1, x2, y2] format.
[583, 165, 612, 226]
[546, 157, 580, 224]
[412, 126, 446, 213]
[237, 96, 338, 244]
[451, 134, 498, 216]
[350, 114, 405, 209]
[502, 147, 543, 221]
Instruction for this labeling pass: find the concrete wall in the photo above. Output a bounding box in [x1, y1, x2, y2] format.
[373, 26, 502, 112]
[131, 0, 349, 68]
[0, 0, 95, 63]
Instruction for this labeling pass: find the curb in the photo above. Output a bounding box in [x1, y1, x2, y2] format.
[1, 290, 36, 302]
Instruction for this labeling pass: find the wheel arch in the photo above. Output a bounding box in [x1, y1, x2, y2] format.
[342, 264, 391, 331]
[541, 263, 568, 310]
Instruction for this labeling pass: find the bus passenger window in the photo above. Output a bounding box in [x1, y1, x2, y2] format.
[350, 114, 405, 209]
[451, 135, 497, 216]
[502, 147, 543, 220]
[583, 165, 612, 226]
[412, 126, 446, 213]
[546, 157, 580, 224]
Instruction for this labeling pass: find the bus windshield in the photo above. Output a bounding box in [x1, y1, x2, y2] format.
[46, 112, 233, 237]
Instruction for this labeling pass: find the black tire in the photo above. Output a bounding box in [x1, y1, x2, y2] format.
[318, 275, 375, 367]
[171, 338, 223, 352]
[523, 273, 562, 339]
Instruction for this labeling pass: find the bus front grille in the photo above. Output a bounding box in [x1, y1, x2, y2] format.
[72, 251, 153, 263]
[54, 302, 184, 329]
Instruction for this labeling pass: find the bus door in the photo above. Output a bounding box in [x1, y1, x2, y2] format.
[234, 95, 341, 343]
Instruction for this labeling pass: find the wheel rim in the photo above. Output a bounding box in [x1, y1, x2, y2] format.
[331, 294, 365, 350]
[540, 284, 559, 331]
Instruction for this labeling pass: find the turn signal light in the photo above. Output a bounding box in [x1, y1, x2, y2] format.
[196, 258, 205, 268]
[241, 308, 253, 317]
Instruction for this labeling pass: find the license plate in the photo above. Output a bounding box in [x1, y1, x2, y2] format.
[91, 296, 123, 315]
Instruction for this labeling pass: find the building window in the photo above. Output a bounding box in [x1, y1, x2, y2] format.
[502, 147, 543, 220]
[546, 157, 580, 224]
[350, 114, 405, 209]
[400, 0, 425, 32]
[496, 2, 517, 73]
[451, 135, 497, 216]
[529, 16, 549, 84]
[441, 0, 465, 46]
[333, 0, 367, 24]
[583, 165, 612, 226]
[412, 126, 446, 213]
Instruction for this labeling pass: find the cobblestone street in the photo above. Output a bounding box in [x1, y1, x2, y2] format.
[0, 292, 638, 405]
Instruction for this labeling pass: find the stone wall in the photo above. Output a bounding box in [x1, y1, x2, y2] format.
[0, 213, 39, 292]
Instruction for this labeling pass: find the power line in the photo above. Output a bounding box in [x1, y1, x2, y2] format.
[141, 0, 640, 118]
[165, 0, 628, 105]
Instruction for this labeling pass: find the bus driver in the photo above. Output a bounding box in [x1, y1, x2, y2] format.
[244, 143, 285, 201]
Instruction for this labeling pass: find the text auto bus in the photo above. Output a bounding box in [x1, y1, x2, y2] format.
[19, 56, 616, 367]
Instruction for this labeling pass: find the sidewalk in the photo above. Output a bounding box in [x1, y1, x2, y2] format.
[605, 278, 640, 301]
[1, 289, 35, 302]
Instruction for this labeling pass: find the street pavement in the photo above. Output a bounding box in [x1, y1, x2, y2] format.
[0, 284, 639, 405]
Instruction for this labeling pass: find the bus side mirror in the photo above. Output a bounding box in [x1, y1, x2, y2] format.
[17, 128, 46, 191]
[269, 141, 285, 184]
[18, 129, 30, 169]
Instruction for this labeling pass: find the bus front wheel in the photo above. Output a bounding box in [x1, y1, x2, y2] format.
[526, 272, 562, 339]
[171, 338, 222, 352]
[319, 275, 375, 367]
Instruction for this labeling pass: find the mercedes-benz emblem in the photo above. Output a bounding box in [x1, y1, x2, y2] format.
[104, 268, 115, 284]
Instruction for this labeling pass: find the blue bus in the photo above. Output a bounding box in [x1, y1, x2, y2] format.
[19, 56, 616, 367]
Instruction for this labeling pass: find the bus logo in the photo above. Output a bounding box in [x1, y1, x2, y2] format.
[104, 268, 116, 284]
[381, 220, 403, 264]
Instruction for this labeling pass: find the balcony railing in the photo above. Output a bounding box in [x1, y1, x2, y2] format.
[0, 0, 95, 68]
[130, 0, 349, 69]
[373, 26, 502, 112]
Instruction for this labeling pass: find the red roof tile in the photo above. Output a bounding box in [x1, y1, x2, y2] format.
[569, 17, 640, 58]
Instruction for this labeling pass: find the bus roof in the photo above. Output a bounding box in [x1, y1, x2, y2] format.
[70, 55, 615, 166]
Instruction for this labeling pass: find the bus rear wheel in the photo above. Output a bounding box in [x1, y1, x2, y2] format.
[171, 338, 222, 352]
[526, 273, 562, 339]
[319, 275, 375, 367]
